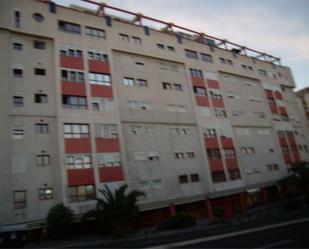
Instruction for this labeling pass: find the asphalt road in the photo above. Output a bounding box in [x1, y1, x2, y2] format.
[174, 221, 309, 248]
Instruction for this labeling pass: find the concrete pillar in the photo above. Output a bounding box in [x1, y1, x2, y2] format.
[261, 188, 269, 204]
[205, 196, 214, 223]
[239, 193, 247, 217]
[169, 203, 176, 216]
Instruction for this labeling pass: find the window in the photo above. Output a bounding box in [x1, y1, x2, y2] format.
[148, 151, 159, 161]
[33, 40, 45, 49]
[39, 188, 53, 200]
[258, 69, 267, 77]
[88, 51, 108, 61]
[36, 154, 50, 166]
[200, 53, 213, 63]
[64, 124, 89, 138]
[123, 77, 134, 86]
[190, 174, 200, 182]
[12, 124, 24, 139]
[97, 153, 120, 167]
[193, 86, 207, 96]
[170, 127, 190, 135]
[203, 128, 216, 138]
[95, 124, 118, 138]
[175, 152, 185, 159]
[267, 164, 279, 171]
[210, 91, 222, 100]
[33, 13, 44, 22]
[162, 82, 172, 90]
[35, 123, 49, 134]
[128, 100, 151, 111]
[200, 106, 212, 116]
[236, 128, 249, 137]
[13, 68, 23, 77]
[173, 84, 183, 91]
[136, 79, 148, 87]
[92, 97, 113, 111]
[119, 33, 130, 42]
[220, 57, 226, 64]
[187, 152, 195, 158]
[167, 104, 187, 113]
[224, 148, 236, 158]
[133, 152, 146, 161]
[212, 171, 226, 183]
[167, 46, 175, 52]
[179, 175, 188, 183]
[60, 48, 82, 57]
[214, 108, 227, 118]
[13, 190, 26, 209]
[189, 68, 203, 78]
[66, 155, 92, 169]
[85, 26, 105, 38]
[229, 169, 241, 180]
[34, 68, 46, 75]
[34, 93, 48, 103]
[226, 59, 233, 65]
[58, 20, 81, 34]
[13, 96, 23, 107]
[132, 36, 142, 44]
[254, 111, 266, 119]
[89, 73, 111, 85]
[207, 149, 221, 160]
[13, 42, 23, 51]
[240, 146, 255, 155]
[63, 95, 87, 109]
[185, 49, 198, 59]
[157, 43, 164, 49]
[68, 185, 95, 202]
[61, 70, 84, 83]
[14, 10, 21, 28]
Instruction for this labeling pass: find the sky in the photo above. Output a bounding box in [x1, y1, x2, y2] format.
[54, 0, 309, 90]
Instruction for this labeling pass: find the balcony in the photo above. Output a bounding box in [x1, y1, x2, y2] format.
[279, 106, 288, 115]
[204, 137, 219, 149]
[208, 159, 224, 171]
[195, 96, 210, 107]
[65, 138, 92, 153]
[99, 166, 124, 182]
[225, 158, 239, 170]
[274, 91, 283, 100]
[283, 153, 292, 164]
[67, 168, 95, 185]
[96, 138, 120, 153]
[211, 98, 225, 108]
[265, 89, 273, 98]
[88, 60, 110, 74]
[191, 76, 205, 87]
[207, 79, 220, 89]
[62, 81, 86, 96]
[60, 55, 84, 70]
[90, 85, 113, 98]
[278, 137, 287, 146]
[269, 104, 278, 114]
[221, 137, 234, 148]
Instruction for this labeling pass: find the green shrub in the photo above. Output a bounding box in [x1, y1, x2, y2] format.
[47, 203, 74, 238]
[157, 212, 196, 231]
[213, 206, 224, 218]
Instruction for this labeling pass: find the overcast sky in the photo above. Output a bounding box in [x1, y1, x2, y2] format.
[54, 0, 309, 90]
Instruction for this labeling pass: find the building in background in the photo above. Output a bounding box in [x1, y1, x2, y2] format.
[0, 0, 308, 229]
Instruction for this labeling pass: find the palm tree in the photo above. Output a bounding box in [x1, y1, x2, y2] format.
[83, 184, 145, 237]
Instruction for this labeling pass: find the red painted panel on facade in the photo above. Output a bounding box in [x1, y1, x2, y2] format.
[265, 89, 273, 98]
[209, 159, 224, 171]
[96, 138, 120, 153]
[269, 104, 278, 114]
[62, 81, 87, 96]
[221, 137, 234, 148]
[287, 135, 296, 146]
[99, 166, 124, 182]
[211, 98, 225, 108]
[279, 137, 287, 146]
[67, 168, 95, 185]
[283, 153, 292, 164]
[191, 76, 205, 87]
[279, 106, 287, 115]
[292, 152, 301, 162]
[207, 80, 220, 89]
[274, 91, 283, 100]
[88, 60, 110, 73]
[60, 55, 84, 70]
[204, 137, 219, 149]
[195, 96, 210, 106]
[65, 138, 92, 153]
[90, 85, 113, 98]
[225, 158, 239, 170]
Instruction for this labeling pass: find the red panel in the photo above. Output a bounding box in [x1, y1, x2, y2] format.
[65, 138, 92, 153]
[287, 135, 296, 146]
[279, 106, 287, 115]
[279, 137, 287, 146]
[67, 168, 95, 185]
[209, 159, 224, 171]
[225, 158, 239, 170]
[99, 166, 124, 182]
[221, 137, 234, 148]
[88, 60, 110, 74]
[96, 138, 120, 153]
[292, 152, 301, 162]
[60, 55, 84, 70]
[204, 137, 219, 149]
[207, 80, 220, 89]
[283, 153, 292, 164]
[274, 91, 283, 100]
[211, 99, 225, 108]
[90, 85, 113, 98]
[191, 76, 205, 87]
[265, 89, 273, 98]
[269, 104, 278, 114]
[195, 96, 210, 107]
[62, 81, 87, 96]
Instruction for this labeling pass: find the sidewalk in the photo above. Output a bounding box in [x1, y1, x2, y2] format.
[26, 207, 309, 248]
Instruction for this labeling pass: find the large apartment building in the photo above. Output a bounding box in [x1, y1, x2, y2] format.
[1, 0, 308, 228]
